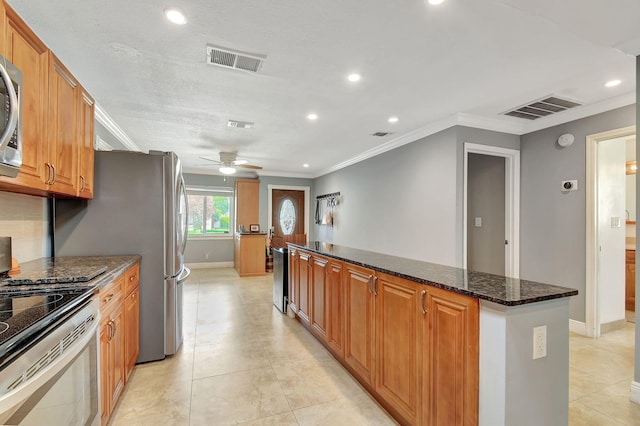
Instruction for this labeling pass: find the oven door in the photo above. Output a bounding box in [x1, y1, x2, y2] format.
[0, 301, 100, 426]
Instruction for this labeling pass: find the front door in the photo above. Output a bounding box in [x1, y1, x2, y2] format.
[272, 189, 306, 248]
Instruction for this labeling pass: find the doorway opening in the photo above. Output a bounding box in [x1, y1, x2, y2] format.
[267, 185, 310, 248]
[463, 143, 520, 277]
[585, 126, 636, 338]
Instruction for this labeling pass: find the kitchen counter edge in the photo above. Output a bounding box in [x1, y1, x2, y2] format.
[287, 242, 577, 307]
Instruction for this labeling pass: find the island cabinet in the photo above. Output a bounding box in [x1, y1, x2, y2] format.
[97, 261, 140, 426]
[423, 286, 479, 426]
[289, 246, 479, 426]
[344, 263, 376, 387]
[375, 272, 423, 425]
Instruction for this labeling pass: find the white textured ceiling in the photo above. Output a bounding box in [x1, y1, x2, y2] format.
[6, 0, 639, 177]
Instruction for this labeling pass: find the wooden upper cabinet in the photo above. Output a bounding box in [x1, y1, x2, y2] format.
[47, 54, 79, 196]
[78, 88, 95, 198]
[0, 4, 95, 199]
[0, 7, 49, 193]
[235, 179, 259, 231]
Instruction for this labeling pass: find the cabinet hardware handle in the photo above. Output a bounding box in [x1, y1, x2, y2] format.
[129, 275, 135, 282]
[373, 276, 378, 296]
[80, 175, 86, 192]
[112, 320, 117, 338]
[367, 275, 373, 294]
[104, 294, 114, 303]
[51, 164, 56, 184]
[45, 163, 53, 184]
[107, 320, 114, 341]
[421, 290, 427, 315]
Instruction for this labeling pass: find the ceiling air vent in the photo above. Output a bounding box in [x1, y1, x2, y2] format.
[206, 45, 265, 73]
[227, 120, 254, 129]
[372, 132, 392, 137]
[504, 96, 582, 120]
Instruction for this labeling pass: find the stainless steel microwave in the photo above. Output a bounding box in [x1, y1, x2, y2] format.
[0, 55, 22, 178]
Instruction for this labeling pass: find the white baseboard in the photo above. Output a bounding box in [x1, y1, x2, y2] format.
[186, 261, 234, 269]
[569, 319, 587, 335]
[630, 381, 640, 404]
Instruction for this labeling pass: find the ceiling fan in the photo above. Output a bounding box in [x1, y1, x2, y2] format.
[198, 152, 263, 175]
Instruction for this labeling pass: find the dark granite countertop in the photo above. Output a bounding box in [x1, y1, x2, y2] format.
[288, 242, 577, 306]
[0, 255, 141, 293]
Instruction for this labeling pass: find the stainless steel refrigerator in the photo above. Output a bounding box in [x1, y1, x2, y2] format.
[54, 150, 189, 363]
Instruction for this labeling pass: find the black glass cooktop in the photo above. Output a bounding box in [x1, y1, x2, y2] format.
[0, 287, 93, 368]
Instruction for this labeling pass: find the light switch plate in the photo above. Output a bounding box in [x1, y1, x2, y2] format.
[474, 217, 482, 227]
[611, 217, 621, 228]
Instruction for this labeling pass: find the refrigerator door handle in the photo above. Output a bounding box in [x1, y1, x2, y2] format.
[177, 266, 191, 283]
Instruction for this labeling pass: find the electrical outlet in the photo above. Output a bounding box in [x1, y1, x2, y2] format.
[205, 253, 210, 260]
[533, 325, 547, 359]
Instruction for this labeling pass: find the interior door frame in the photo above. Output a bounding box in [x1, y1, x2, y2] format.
[268, 184, 311, 241]
[463, 143, 520, 278]
[585, 125, 636, 338]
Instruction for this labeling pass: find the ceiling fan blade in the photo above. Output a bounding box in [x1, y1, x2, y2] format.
[238, 164, 262, 170]
[198, 156, 222, 164]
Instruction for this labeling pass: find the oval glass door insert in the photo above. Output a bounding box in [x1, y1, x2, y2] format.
[279, 199, 296, 235]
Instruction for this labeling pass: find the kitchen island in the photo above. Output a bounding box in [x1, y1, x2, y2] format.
[287, 242, 577, 426]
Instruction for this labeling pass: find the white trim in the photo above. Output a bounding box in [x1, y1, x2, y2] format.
[569, 319, 587, 336]
[185, 261, 234, 269]
[94, 103, 141, 152]
[630, 381, 640, 405]
[313, 94, 635, 179]
[317, 114, 458, 177]
[585, 125, 636, 338]
[267, 185, 311, 240]
[94, 134, 113, 151]
[463, 143, 520, 278]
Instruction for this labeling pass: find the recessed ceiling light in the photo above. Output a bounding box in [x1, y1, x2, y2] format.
[427, 0, 445, 5]
[605, 79, 621, 88]
[307, 113, 318, 120]
[388, 116, 399, 123]
[347, 73, 361, 82]
[303, 164, 310, 168]
[164, 7, 187, 25]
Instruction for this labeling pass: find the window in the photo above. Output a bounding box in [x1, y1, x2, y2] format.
[187, 187, 234, 238]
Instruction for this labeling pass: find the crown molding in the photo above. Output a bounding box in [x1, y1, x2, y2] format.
[94, 134, 113, 151]
[316, 115, 459, 177]
[94, 103, 141, 152]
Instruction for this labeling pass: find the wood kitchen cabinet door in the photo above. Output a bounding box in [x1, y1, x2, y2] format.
[77, 88, 94, 198]
[344, 263, 376, 387]
[100, 305, 125, 426]
[124, 287, 140, 382]
[423, 286, 479, 426]
[0, 7, 49, 193]
[297, 250, 311, 326]
[311, 255, 329, 340]
[288, 248, 299, 314]
[47, 54, 79, 196]
[326, 260, 345, 357]
[375, 273, 422, 425]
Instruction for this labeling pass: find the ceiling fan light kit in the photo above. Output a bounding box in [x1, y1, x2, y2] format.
[219, 166, 237, 175]
[198, 152, 263, 175]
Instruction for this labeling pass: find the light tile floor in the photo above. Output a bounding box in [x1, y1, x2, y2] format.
[110, 268, 640, 425]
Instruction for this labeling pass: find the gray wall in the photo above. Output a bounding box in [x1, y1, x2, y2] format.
[467, 153, 505, 275]
[95, 121, 131, 151]
[313, 126, 519, 267]
[183, 173, 313, 265]
[520, 104, 636, 322]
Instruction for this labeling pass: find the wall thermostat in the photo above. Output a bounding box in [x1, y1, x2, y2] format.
[561, 180, 578, 191]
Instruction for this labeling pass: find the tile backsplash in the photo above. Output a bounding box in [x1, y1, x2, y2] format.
[0, 192, 50, 263]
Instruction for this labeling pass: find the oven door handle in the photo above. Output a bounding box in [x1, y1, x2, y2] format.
[0, 310, 100, 417]
[0, 61, 18, 153]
